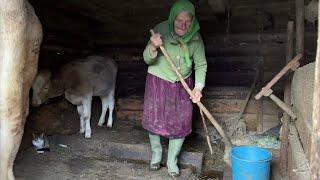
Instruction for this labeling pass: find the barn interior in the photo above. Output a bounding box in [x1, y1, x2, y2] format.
[14, 0, 317, 179]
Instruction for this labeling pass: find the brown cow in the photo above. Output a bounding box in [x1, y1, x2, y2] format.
[0, 0, 42, 179]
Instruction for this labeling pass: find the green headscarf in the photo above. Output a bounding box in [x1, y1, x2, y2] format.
[168, 0, 200, 68]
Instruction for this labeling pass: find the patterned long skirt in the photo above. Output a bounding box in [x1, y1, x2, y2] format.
[142, 73, 193, 138]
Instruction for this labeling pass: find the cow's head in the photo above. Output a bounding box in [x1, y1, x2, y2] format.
[31, 70, 52, 106]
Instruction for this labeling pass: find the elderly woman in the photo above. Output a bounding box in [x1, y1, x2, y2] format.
[142, 0, 207, 177]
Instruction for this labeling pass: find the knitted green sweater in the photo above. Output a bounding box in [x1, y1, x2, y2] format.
[143, 21, 207, 90]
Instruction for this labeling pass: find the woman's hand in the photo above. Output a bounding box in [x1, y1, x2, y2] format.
[150, 33, 163, 51]
[190, 88, 202, 103]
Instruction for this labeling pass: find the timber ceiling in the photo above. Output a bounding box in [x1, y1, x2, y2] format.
[29, 0, 294, 47]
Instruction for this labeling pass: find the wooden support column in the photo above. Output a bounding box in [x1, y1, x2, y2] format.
[310, 3, 320, 178]
[256, 61, 264, 133]
[295, 0, 304, 64]
[280, 21, 294, 177]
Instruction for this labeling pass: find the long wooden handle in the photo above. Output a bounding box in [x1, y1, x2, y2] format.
[150, 29, 232, 147]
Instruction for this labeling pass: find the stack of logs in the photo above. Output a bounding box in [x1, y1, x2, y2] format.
[116, 86, 281, 132]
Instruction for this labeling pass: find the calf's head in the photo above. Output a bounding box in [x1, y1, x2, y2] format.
[31, 70, 52, 106]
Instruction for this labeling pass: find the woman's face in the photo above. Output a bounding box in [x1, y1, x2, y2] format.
[174, 11, 192, 36]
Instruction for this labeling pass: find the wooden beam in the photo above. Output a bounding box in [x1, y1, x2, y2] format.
[280, 21, 294, 177]
[255, 54, 302, 100]
[295, 0, 305, 64]
[116, 110, 279, 132]
[203, 86, 252, 99]
[289, 124, 311, 179]
[310, 2, 320, 178]
[41, 45, 90, 54]
[256, 61, 264, 133]
[116, 97, 280, 115]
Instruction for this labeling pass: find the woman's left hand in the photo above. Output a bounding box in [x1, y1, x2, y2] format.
[190, 88, 202, 103]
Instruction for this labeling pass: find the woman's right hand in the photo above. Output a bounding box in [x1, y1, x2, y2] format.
[150, 33, 163, 51]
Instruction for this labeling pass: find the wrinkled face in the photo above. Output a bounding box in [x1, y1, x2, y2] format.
[174, 11, 193, 36]
[31, 71, 51, 107]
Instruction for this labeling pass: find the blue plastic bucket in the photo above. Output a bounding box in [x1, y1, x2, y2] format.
[231, 146, 272, 180]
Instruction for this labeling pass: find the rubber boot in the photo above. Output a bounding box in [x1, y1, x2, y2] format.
[167, 138, 185, 177]
[149, 133, 162, 171]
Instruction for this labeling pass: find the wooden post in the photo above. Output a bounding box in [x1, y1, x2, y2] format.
[280, 21, 294, 177]
[295, 0, 304, 64]
[256, 61, 264, 133]
[310, 2, 320, 178]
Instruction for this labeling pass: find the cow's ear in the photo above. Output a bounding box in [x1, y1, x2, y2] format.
[32, 133, 36, 138]
[40, 133, 44, 138]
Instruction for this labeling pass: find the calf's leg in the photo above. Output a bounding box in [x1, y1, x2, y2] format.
[82, 96, 92, 138]
[106, 90, 115, 128]
[77, 105, 85, 134]
[97, 95, 109, 127]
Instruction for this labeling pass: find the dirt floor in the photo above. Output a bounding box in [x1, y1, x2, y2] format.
[14, 120, 223, 180]
[14, 147, 198, 180]
[15, 102, 281, 180]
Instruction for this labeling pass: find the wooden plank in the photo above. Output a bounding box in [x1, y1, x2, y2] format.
[203, 99, 280, 115]
[280, 21, 294, 177]
[93, 32, 316, 51]
[206, 71, 287, 87]
[296, 117, 312, 161]
[257, 98, 263, 133]
[256, 60, 264, 134]
[116, 110, 279, 132]
[41, 45, 89, 54]
[116, 110, 142, 122]
[205, 85, 282, 100]
[117, 98, 144, 111]
[295, 0, 305, 65]
[116, 70, 286, 94]
[214, 113, 279, 131]
[288, 139, 295, 179]
[288, 124, 311, 179]
[94, 32, 316, 49]
[116, 87, 145, 97]
[203, 86, 250, 99]
[116, 97, 281, 115]
[207, 32, 287, 43]
[208, 56, 263, 64]
[205, 42, 286, 57]
[206, 32, 316, 45]
[310, 4, 320, 178]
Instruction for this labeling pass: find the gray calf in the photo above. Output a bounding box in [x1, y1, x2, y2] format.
[32, 55, 117, 138]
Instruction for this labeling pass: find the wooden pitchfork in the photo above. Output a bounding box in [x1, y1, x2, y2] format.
[150, 30, 233, 153]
